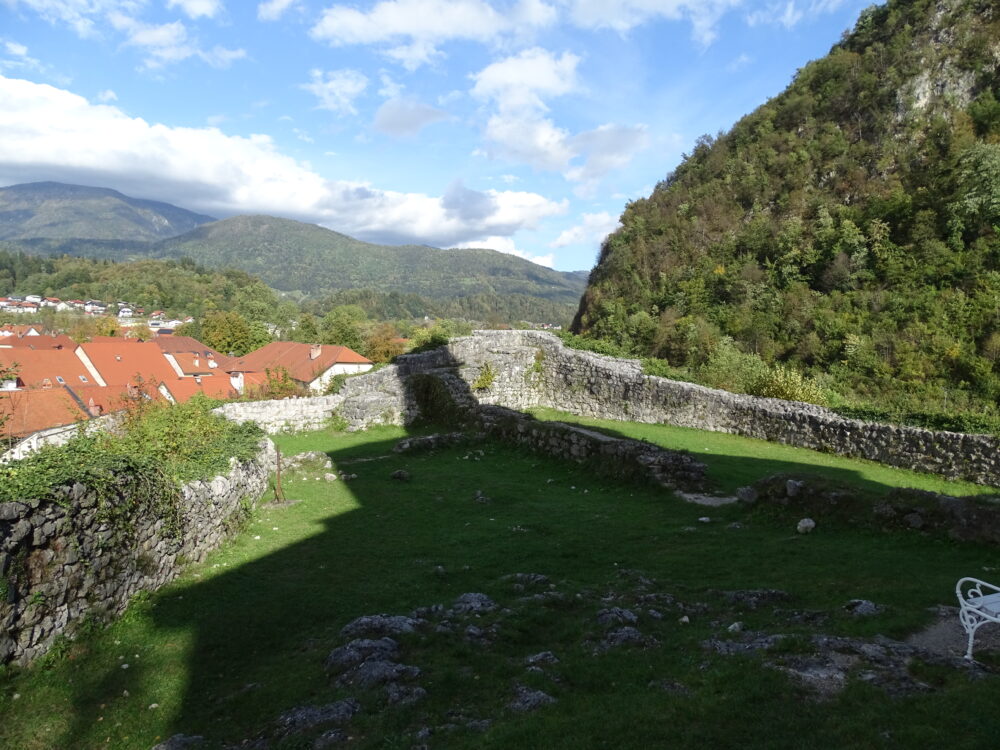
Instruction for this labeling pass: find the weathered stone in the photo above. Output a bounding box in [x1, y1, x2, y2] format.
[525, 651, 559, 666]
[0, 503, 27, 522]
[599, 626, 656, 651]
[339, 659, 420, 688]
[797, 518, 817, 534]
[596, 607, 638, 627]
[723, 589, 791, 609]
[275, 699, 360, 734]
[507, 684, 556, 712]
[339, 614, 423, 639]
[313, 729, 348, 748]
[1, 441, 274, 667]
[324, 638, 400, 673]
[845, 599, 883, 617]
[452, 592, 497, 615]
[386, 683, 427, 705]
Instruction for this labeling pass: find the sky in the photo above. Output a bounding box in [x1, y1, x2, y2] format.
[0, 0, 872, 272]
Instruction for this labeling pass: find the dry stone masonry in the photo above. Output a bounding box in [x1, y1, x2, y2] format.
[0, 440, 276, 665]
[218, 330, 1000, 487]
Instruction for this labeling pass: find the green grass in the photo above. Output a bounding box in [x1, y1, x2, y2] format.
[528, 407, 995, 497]
[3, 419, 1000, 749]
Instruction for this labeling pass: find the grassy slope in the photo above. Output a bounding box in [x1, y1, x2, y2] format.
[2, 422, 999, 749]
[528, 407, 995, 497]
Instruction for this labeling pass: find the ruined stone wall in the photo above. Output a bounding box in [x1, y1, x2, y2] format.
[0, 440, 276, 666]
[211, 330, 1000, 486]
[445, 330, 1000, 487]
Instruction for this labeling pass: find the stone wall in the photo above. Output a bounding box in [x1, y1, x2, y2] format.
[444, 330, 1000, 487]
[211, 330, 1000, 487]
[0, 440, 276, 666]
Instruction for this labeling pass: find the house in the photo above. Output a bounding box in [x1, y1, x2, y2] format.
[84, 300, 107, 314]
[24, 294, 42, 305]
[157, 376, 239, 404]
[74, 341, 179, 388]
[0, 333, 77, 350]
[0, 325, 42, 338]
[0, 388, 91, 439]
[42, 297, 61, 308]
[0, 348, 97, 389]
[229, 342, 373, 393]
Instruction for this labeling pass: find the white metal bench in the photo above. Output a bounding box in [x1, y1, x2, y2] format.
[957, 577, 1000, 660]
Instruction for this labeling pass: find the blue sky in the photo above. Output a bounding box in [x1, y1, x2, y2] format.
[0, 0, 871, 271]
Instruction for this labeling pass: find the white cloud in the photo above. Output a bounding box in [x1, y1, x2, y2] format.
[471, 47, 579, 113]
[301, 68, 369, 115]
[566, 123, 649, 195]
[4, 41, 29, 57]
[200, 45, 246, 67]
[374, 98, 448, 136]
[565, 0, 742, 46]
[310, 0, 557, 69]
[471, 49, 647, 187]
[96, 88, 118, 102]
[2, 0, 144, 37]
[0, 74, 565, 248]
[452, 235, 555, 268]
[726, 52, 752, 72]
[746, 2, 802, 28]
[292, 127, 313, 143]
[166, 0, 223, 20]
[377, 72, 404, 99]
[257, 0, 297, 21]
[108, 13, 244, 69]
[549, 211, 620, 248]
[746, 0, 845, 29]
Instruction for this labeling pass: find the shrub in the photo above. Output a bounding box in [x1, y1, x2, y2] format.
[472, 362, 497, 391]
[746, 365, 829, 406]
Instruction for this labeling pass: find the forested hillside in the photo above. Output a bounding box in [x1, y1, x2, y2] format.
[0, 182, 214, 241]
[574, 0, 1000, 415]
[151, 215, 585, 309]
[0, 249, 281, 320]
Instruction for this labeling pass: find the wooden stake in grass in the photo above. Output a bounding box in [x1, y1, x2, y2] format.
[274, 446, 286, 502]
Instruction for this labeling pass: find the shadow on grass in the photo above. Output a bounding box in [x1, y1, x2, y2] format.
[50, 355, 997, 748]
[528, 409, 992, 499]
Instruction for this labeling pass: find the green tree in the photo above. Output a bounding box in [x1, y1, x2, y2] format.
[320, 305, 367, 351]
[291, 313, 320, 344]
[201, 311, 261, 356]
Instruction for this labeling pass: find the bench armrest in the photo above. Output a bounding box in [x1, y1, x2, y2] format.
[957, 577, 1000, 605]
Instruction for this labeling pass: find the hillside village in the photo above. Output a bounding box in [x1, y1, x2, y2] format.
[0, 322, 372, 450]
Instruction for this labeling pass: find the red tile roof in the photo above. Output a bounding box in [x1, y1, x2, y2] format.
[0, 348, 94, 388]
[159, 377, 239, 403]
[0, 388, 88, 438]
[0, 325, 42, 337]
[76, 342, 178, 387]
[230, 342, 371, 383]
[1, 334, 77, 350]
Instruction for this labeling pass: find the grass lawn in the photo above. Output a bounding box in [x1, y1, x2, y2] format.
[2, 420, 1000, 749]
[528, 407, 996, 498]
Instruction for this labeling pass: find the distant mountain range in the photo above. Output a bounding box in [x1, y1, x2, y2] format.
[0, 181, 588, 323]
[0, 182, 215, 242]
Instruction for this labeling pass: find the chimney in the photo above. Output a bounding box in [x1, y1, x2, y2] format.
[193, 357, 200, 367]
[310, 344, 321, 360]
[88, 398, 103, 417]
